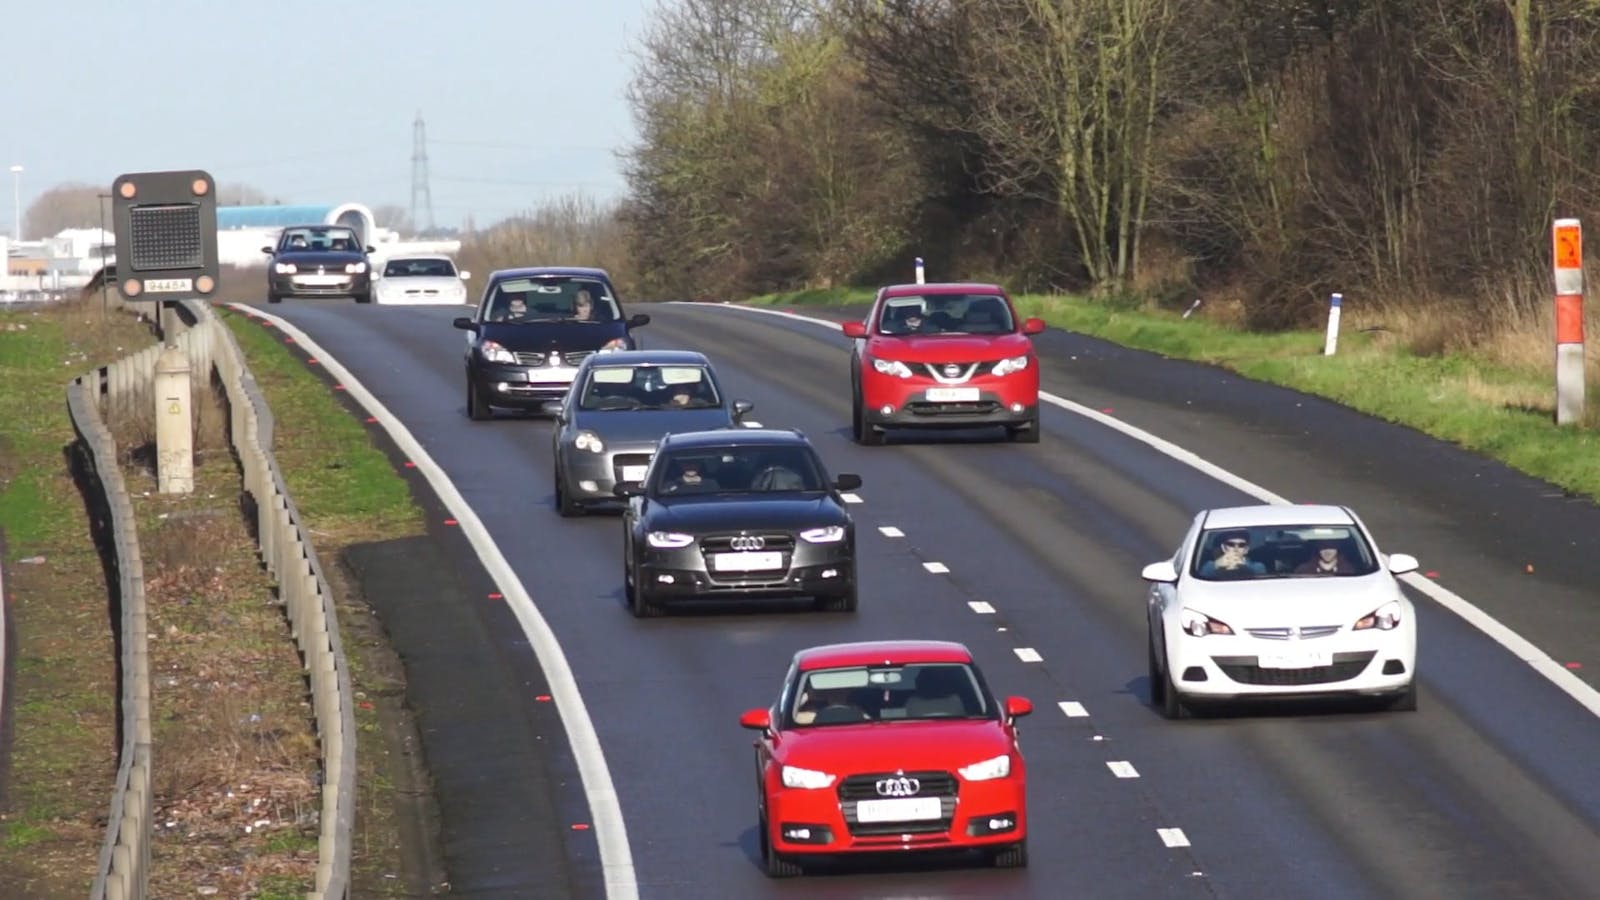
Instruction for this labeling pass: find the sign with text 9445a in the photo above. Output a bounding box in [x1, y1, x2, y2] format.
[112, 169, 220, 301]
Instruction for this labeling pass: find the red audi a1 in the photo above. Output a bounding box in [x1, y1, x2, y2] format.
[739, 640, 1033, 877]
[842, 282, 1047, 445]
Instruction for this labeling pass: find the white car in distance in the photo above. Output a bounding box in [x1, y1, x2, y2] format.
[1142, 504, 1419, 718]
[373, 254, 471, 305]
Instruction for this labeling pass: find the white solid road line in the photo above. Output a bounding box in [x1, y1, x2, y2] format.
[697, 302, 1600, 719]
[1058, 701, 1090, 717]
[231, 305, 639, 900]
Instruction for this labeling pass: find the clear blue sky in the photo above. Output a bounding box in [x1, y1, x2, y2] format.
[4, 0, 659, 232]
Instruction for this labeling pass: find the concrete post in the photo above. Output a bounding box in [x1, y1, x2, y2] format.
[1323, 293, 1343, 356]
[914, 256, 926, 285]
[154, 345, 194, 493]
[1552, 219, 1585, 425]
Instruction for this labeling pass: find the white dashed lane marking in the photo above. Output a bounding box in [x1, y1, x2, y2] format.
[1014, 648, 1043, 663]
[1107, 761, 1140, 779]
[923, 562, 950, 574]
[1057, 701, 1089, 717]
[1158, 828, 1191, 848]
[967, 601, 996, 614]
[841, 492, 863, 504]
[878, 525, 904, 537]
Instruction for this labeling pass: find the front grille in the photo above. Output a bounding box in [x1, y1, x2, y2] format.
[1244, 625, 1342, 641]
[1215, 651, 1376, 685]
[905, 401, 1001, 416]
[699, 533, 796, 553]
[920, 362, 978, 382]
[563, 349, 593, 366]
[839, 771, 958, 836]
[612, 452, 652, 483]
[698, 533, 797, 586]
[129, 203, 203, 270]
[511, 350, 593, 366]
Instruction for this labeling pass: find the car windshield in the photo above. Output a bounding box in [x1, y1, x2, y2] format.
[280, 226, 360, 253]
[789, 663, 992, 726]
[486, 276, 620, 323]
[578, 364, 721, 411]
[1191, 524, 1380, 580]
[650, 444, 825, 496]
[384, 258, 457, 277]
[877, 293, 1015, 335]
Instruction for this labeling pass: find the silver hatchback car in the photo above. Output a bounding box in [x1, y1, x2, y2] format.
[547, 349, 753, 516]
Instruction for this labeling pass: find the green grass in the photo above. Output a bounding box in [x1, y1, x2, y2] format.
[1, 822, 55, 851]
[748, 288, 1600, 501]
[220, 308, 423, 540]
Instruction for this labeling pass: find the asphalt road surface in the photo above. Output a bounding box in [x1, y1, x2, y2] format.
[233, 297, 1600, 900]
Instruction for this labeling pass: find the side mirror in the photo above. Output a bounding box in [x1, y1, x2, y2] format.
[460, 270, 472, 280]
[739, 708, 772, 731]
[1386, 553, 1419, 575]
[261, 246, 274, 255]
[540, 400, 565, 418]
[628, 313, 651, 328]
[732, 399, 754, 420]
[1004, 696, 1033, 719]
[365, 245, 377, 254]
[834, 473, 863, 492]
[452, 316, 478, 331]
[613, 482, 645, 498]
[1021, 317, 1047, 336]
[1141, 561, 1179, 583]
[841, 321, 868, 338]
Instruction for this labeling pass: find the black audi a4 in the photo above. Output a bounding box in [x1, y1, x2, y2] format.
[453, 267, 650, 419]
[617, 429, 862, 618]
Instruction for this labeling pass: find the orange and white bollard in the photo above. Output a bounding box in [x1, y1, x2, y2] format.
[1552, 219, 1584, 425]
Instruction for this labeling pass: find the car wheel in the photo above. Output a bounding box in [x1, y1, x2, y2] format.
[1008, 411, 1041, 444]
[760, 810, 802, 878]
[630, 578, 664, 618]
[555, 468, 584, 517]
[817, 582, 857, 613]
[467, 381, 491, 421]
[992, 838, 1028, 869]
[1158, 636, 1190, 720]
[850, 385, 864, 441]
[856, 397, 884, 446]
[1147, 631, 1167, 709]
[355, 290, 373, 304]
[1388, 680, 1419, 712]
[267, 291, 282, 304]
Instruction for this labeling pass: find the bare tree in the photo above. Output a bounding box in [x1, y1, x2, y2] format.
[24, 183, 106, 237]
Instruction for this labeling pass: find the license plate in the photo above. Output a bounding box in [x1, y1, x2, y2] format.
[711, 551, 783, 572]
[526, 367, 578, 383]
[855, 797, 942, 823]
[294, 274, 346, 286]
[925, 387, 979, 402]
[620, 465, 649, 482]
[144, 277, 193, 293]
[1258, 651, 1332, 669]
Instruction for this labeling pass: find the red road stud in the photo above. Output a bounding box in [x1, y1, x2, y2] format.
[570, 823, 590, 831]
[284, 337, 295, 343]
[1567, 662, 1583, 669]
[402, 461, 416, 468]
[1425, 571, 1439, 579]
[307, 358, 319, 365]
[365, 416, 377, 423]
[488, 592, 503, 600]
[443, 518, 459, 526]
[359, 701, 374, 710]
[334, 384, 346, 391]
[535, 694, 552, 702]
[1101, 407, 1114, 414]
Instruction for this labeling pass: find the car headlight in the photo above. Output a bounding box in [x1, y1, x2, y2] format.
[1179, 607, 1235, 638]
[992, 354, 1030, 376]
[598, 337, 629, 353]
[799, 525, 846, 543]
[646, 531, 695, 549]
[345, 262, 368, 274]
[958, 754, 1011, 782]
[572, 430, 604, 453]
[1353, 600, 1402, 631]
[871, 357, 914, 379]
[274, 262, 297, 274]
[479, 340, 516, 364]
[781, 765, 837, 790]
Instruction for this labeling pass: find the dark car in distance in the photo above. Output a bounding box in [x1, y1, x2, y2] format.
[453, 267, 650, 419]
[263, 224, 376, 304]
[617, 429, 861, 618]
[548, 349, 754, 516]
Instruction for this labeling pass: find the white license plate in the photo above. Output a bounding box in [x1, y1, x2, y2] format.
[925, 387, 979, 402]
[620, 465, 649, 482]
[855, 797, 942, 823]
[293, 274, 346, 286]
[144, 277, 193, 293]
[711, 551, 783, 572]
[1258, 651, 1332, 669]
[525, 367, 578, 383]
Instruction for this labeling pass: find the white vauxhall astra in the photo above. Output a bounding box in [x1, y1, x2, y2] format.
[1142, 504, 1419, 718]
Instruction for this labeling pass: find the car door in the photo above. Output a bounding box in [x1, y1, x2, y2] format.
[1149, 515, 1203, 656]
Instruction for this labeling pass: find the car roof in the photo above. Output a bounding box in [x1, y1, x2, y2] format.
[660, 428, 810, 449]
[385, 254, 454, 262]
[881, 282, 1007, 297]
[1201, 504, 1356, 529]
[490, 266, 613, 282]
[583, 349, 710, 367]
[796, 640, 974, 671]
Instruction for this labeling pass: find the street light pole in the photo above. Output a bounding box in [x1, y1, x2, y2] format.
[8, 164, 22, 242]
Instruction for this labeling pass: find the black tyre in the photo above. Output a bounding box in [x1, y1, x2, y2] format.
[555, 468, 584, 517]
[630, 578, 664, 618]
[1008, 411, 1041, 443]
[1388, 681, 1419, 712]
[1147, 632, 1167, 709]
[817, 582, 857, 613]
[760, 811, 802, 878]
[355, 290, 373, 304]
[856, 398, 884, 446]
[992, 838, 1028, 869]
[467, 381, 491, 421]
[267, 291, 282, 304]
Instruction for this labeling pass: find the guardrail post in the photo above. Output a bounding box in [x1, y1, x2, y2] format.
[1323, 293, 1343, 356]
[154, 346, 195, 493]
[1553, 218, 1585, 425]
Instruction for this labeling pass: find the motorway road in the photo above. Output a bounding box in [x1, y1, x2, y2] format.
[235, 298, 1600, 899]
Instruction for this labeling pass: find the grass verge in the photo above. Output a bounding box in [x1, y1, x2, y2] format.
[0, 297, 156, 897]
[219, 306, 431, 895]
[746, 289, 1600, 502]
